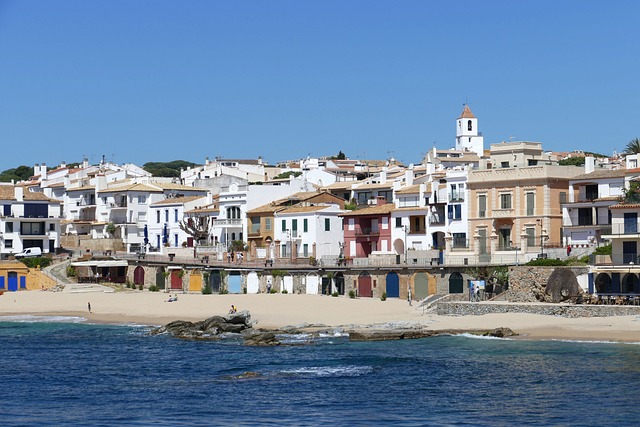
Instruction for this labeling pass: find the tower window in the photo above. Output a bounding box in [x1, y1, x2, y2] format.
[467, 120, 472, 131]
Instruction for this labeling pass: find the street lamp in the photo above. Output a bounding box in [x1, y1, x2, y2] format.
[510, 240, 518, 266]
[286, 228, 293, 263]
[536, 219, 547, 259]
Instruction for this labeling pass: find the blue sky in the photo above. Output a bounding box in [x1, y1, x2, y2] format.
[1, 1, 639, 171]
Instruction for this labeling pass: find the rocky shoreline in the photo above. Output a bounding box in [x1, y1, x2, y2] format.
[150, 311, 518, 345]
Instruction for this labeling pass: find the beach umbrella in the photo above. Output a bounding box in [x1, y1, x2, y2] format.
[143, 224, 149, 245]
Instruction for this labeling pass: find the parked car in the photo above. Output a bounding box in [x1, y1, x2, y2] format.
[15, 247, 43, 258]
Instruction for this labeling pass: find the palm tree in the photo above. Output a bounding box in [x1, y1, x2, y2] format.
[624, 138, 640, 154]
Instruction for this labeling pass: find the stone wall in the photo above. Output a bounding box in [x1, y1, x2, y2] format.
[507, 266, 590, 303]
[437, 301, 640, 318]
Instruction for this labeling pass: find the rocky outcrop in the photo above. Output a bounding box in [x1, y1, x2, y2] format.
[150, 310, 253, 339]
[347, 327, 517, 341]
[242, 330, 281, 346]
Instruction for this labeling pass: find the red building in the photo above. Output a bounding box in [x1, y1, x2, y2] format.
[340, 197, 394, 258]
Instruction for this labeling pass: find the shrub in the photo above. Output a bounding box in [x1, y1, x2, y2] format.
[282, 289, 288, 294]
[243, 287, 247, 294]
[381, 292, 387, 301]
[270, 288, 278, 294]
[66, 265, 77, 277]
[525, 258, 567, 266]
[138, 284, 143, 291]
[19, 256, 52, 269]
[332, 291, 339, 297]
[149, 285, 159, 292]
[348, 290, 356, 299]
[202, 282, 212, 295]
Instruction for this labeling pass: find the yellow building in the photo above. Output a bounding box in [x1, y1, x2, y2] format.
[0, 261, 30, 292]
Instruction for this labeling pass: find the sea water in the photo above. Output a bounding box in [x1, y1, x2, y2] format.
[1, 316, 640, 426]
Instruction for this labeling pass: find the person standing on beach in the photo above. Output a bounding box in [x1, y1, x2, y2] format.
[407, 285, 412, 306]
[88, 302, 91, 313]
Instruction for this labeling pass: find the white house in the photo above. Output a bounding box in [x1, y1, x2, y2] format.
[0, 184, 61, 259]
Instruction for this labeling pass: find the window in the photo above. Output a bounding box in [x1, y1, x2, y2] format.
[559, 192, 567, 204]
[624, 212, 637, 234]
[5, 239, 12, 248]
[585, 184, 598, 201]
[578, 208, 593, 226]
[501, 162, 510, 168]
[478, 195, 486, 218]
[467, 120, 472, 131]
[227, 207, 241, 219]
[526, 228, 536, 247]
[165, 210, 169, 222]
[395, 217, 402, 228]
[526, 192, 535, 216]
[156, 211, 161, 223]
[174, 209, 179, 223]
[303, 219, 308, 233]
[5, 222, 13, 233]
[281, 244, 287, 257]
[138, 195, 146, 204]
[265, 218, 271, 231]
[500, 193, 512, 209]
[282, 220, 286, 232]
[325, 218, 331, 231]
[303, 244, 309, 257]
[20, 222, 45, 235]
[447, 204, 462, 220]
[292, 219, 298, 237]
[452, 233, 466, 248]
[49, 223, 55, 231]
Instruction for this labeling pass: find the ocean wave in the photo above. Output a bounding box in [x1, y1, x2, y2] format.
[0, 315, 87, 324]
[277, 365, 373, 378]
[454, 332, 514, 341]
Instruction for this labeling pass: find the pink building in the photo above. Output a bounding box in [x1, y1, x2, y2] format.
[340, 197, 394, 258]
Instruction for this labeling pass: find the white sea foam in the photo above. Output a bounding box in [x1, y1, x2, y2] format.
[455, 332, 514, 341]
[279, 365, 373, 377]
[0, 314, 87, 324]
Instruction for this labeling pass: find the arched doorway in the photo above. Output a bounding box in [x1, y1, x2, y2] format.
[595, 273, 612, 293]
[133, 266, 145, 286]
[357, 271, 372, 298]
[432, 231, 445, 250]
[228, 272, 242, 294]
[414, 272, 429, 301]
[283, 275, 293, 294]
[170, 269, 183, 291]
[155, 267, 165, 290]
[334, 273, 345, 295]
[449, 272, 464, 293]
[306, 273, 319, 295]
[189, 269, 202, 293]
[393, 239, 405, 257]
[385, 272, 400, 298]
[246, 271, 259, 294]
[209, 270, 221, 293]
[622, 273, 639, 293]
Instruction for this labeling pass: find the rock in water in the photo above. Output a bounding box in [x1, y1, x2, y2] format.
[242, 330, 281, 346]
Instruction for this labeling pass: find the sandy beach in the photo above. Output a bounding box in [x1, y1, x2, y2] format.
[2, 290, 640, 342]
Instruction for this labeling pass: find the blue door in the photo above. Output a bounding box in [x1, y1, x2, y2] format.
[228, 273, 242, 294]
[8, 272, 18, 291]
[385, 272, 400, 298]
[0, 276, 4, 289]
[20, 276, 26, 289]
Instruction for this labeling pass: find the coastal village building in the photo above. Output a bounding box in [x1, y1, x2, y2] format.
[562, 157, 628, 248]
[466, 141, 582, 264]
[180, 157, 272, 187]
[246, 190, 345, 261]
[340, 197, 395, 261]
[0, 184, 61, 259]
[148, 195, 210, 251]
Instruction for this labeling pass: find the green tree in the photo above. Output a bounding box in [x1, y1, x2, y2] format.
[0, 165, 34, 183]
[143, 160, 198, 177]
[624, 138, 640, 155]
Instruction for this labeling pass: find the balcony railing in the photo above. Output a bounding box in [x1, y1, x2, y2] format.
[449, 194, 464, 202]
[602, 223, 640, 236]
[214, 219, 242, 226]
[355, 228, 380, 237]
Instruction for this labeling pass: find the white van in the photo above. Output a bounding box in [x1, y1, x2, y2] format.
[15, 247, 42, 258]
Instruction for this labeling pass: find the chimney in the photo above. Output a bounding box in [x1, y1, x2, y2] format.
[60, 161, 66, 169]
[34, 163, 40, 177]
[585, 156, 595, 174]
[41, 163, 47, 180]
[380, 168, 387, 183]
[405, 165, 414, 186]
[15, 186, 23, 201]
[205, 157, 210, 165]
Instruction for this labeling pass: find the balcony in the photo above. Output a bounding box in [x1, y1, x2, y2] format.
[110, 202, 128, 209]
[492, 208, 515, 218]
[449, 194, 464, 202]
[602, 223, 640, 237]
[355, 228, 380, 237]
[214, 219, 242, 227]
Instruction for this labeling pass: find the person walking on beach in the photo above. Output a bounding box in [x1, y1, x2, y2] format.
[88, 302, 91, 313]
[407, 285, 412, 306]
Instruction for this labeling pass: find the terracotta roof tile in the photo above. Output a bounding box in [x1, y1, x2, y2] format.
[339, 204, 395, 217]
